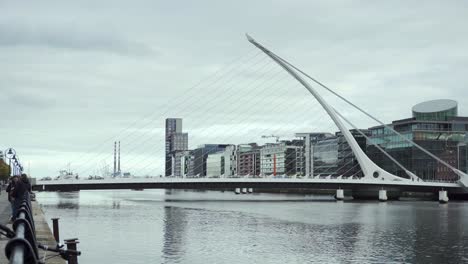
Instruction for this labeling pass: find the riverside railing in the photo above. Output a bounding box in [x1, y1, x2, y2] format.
[0, 194, 81, 264]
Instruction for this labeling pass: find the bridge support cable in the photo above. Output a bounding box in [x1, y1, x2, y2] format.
[71, 50, 264, 175]
[75, 51, 275, 176]
[125, 65, 325, 176]
[247, 36, 468, 186]
[90, 50, 339, 177]
[334, 109, 421, 181]
[122, 61, 345, 177]
[128, 61, 288, 173]
[314, 145, 361, 177]
[339, 162, 362, 179]
[133, 102, 339, 178]
[247, 34, 408, 182]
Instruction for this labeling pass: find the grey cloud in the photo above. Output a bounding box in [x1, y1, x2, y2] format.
[0, 88, 56, 110]
[0, 23, 155, 56]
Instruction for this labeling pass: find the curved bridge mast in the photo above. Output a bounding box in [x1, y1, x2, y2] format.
[246, 34, 411, 182]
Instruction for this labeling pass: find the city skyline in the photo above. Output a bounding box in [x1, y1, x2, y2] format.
[2, 2, 468, 263]
[2, 1, 468, 177]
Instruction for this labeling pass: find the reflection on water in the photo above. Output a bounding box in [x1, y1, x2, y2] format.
[36, 190, 468, 264]
[56, 192, 80, 209]
[162, 206, 187, 264]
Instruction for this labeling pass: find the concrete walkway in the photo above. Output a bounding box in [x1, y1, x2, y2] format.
[0, 188, 12, 263]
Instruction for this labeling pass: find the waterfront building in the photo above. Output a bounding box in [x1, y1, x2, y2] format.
[336, 129, 370, 177]
[183, 151, 196, 177]
[206, 145, 238, 177]
[312, 130, 369, 177]
[206, 151, 224, 177]
[295, 133, 334, 177]
[237, 143, 261, 176]
[367, 99, 468, 181]
[313, 136, 339, 176]
[191, 144, 230, 177]
[165, 118, 188, 176]
[260, 140, 303, 176]
[172, 150, 191, 177]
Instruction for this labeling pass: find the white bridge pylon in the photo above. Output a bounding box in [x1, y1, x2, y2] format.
[246, 34, 446, 184]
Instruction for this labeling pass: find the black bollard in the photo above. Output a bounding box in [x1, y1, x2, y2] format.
[64, 238, 80, 264]
[51, 218, 60, 243]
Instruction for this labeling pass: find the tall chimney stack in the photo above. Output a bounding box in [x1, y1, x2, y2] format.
[113, 141, 117, 176]
[118, 141, 121, 174]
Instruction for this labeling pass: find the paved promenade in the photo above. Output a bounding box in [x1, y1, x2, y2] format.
[0, 191, 65, 263]
[0, 190, 12, 263]
[0, 190, 10, 223]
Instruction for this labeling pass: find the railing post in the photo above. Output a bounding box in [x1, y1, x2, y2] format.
[64, 238, 79, 264]
[51, 218, 60, 243]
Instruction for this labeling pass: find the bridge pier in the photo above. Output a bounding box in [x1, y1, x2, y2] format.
[352, 187, 401, 200]
[335, 189, 344, 201]
[438, 190, 449, 203]
[378, 189, 388, 202]
[235, 188, 241, 194]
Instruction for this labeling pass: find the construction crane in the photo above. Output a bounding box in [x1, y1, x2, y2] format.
[261, 135, 281, 143]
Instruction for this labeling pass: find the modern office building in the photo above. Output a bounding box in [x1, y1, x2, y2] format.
[368, 99, 468, 181]
[191, 144, 230, 177]
[237, 143, 261, 176]
[312, 129, 369, 177]
[260, 140, 304, 176]
[206, 145, 238, 177]
[172, 150, 191, 177]
[165, 118, 188, 176]
[336, 129, 370, 177]
[313, 136, 339, 176]
[295, 133, 334, 177]
[206, 151, 224, 177]
[182, 151, 196, 177]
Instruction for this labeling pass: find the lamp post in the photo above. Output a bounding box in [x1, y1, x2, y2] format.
[13, 157, 18, 176]
[5, 148, 16, 176]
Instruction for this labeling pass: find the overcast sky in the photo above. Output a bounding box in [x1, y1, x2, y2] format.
[1, 1, 468, 177]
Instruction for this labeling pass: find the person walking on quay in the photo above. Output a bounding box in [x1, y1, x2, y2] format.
[5, 176, 16, 221]
[9, 175, 26, 221]
[21, 173, 32, 201]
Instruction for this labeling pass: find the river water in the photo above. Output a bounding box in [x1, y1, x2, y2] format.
[36, 190, 468, 264]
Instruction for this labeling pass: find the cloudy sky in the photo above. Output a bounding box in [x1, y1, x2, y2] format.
[1, 1, 467, 177]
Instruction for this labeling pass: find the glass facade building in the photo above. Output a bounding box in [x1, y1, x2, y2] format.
[191, 144, 230, 177]
[368, 100, 468, 181]
[313, 130, 369, 177]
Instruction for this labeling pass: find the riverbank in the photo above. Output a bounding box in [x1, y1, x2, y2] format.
[0, 194, 65, 264]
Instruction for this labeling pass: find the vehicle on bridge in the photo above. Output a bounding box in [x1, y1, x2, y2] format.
[55, 169, 79, 180]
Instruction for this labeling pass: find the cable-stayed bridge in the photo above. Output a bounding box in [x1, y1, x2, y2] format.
[36, 35, 468, 202]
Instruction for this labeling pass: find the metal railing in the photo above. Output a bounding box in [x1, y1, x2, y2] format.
[5, 196, 39, 263]
[0, 194, 81, 264]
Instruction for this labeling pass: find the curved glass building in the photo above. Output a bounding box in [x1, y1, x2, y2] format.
[412, 99, 458, 121]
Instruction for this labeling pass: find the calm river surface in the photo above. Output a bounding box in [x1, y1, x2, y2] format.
[36, 190, 468, 264]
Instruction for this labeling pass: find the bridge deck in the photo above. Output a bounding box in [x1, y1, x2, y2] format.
[33, 177, 462, 193]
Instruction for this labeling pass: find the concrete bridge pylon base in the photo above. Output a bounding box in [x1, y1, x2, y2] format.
[352, 188, 401, 200]
[335, 189, 345, 201]
[379, 189, 388, 202]
[439, 190, 449, 203]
